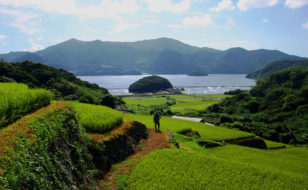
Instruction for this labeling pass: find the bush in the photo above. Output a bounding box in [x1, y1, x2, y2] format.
[219, 115, 233, 124]
[101, 94, 116, 108]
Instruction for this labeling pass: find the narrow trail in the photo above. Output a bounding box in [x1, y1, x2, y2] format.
[100, 128, 172, 190]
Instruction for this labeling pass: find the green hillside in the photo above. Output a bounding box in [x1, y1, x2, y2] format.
[206, 67, 308, 144]
[0, 60, 112, 105]
[0, 38, 304, 75]
[247, 59, 308, 79]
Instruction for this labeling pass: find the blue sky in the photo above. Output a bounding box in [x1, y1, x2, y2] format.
[0, 0, 307, 57]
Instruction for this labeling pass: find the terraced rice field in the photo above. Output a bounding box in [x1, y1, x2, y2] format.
[0, 83, 53, 128]
[71, 102, 123, 133]
[127, 149, 308, 190]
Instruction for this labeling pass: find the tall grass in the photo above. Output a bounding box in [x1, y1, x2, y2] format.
[70, 102, 123, 133]
[0, 83, 53, 128]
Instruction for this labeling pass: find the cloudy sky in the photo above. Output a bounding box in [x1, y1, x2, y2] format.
[0, 0, 307, 57]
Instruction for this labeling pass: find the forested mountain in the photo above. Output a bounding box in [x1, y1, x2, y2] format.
[207, 67, 308, 144]
[247, 59, 308, 79]
[0, 38, 304, 75]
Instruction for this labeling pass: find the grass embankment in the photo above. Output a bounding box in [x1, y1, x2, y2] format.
[70, 102, 123, 133]
[264, 139, 287, 149]
[128, 149, 308, 190]
[0, 101, 93, 189]
[0, 83, 53, 128]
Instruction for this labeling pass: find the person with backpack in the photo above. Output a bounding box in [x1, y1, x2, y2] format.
[153, 111, 161, 132]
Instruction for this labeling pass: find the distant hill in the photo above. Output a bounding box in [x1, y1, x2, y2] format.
[128, 75, 173, 93]
[246, 59, 308, 79]
[0, 60, 111, 105]
[0, 38, 305, 75]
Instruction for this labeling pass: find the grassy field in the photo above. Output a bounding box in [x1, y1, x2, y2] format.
[204, 145, 308, 179]
[264, 139, 287, 149]
[127, 149, 308, 190]
[124, 114, 254, 141]
[123, 94, 230, 114]
[70, 102, 123, 133]
[123, 98, 168, 106]
[0, 83, 53, 128]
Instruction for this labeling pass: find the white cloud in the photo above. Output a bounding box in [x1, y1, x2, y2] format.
[144, 19, 160, 24]
[303, 21, 308, 29]
[0, 0, 141, 20]
[108, 22, 139, 34]
[0, 34, 6, 40]
[183, 15, 212, 27]
[225, 17, 235, 29]
[204, 40, 260, 50]
[24, 38, 44, 52]
[285, 0, 308, 8]
[144, 0, 190, 13]
[0, 8, 40, 34]
[210, 0, 235, 12]
[165, 24, 184, 29]
[262, 18, 269, 23]
[237, 0, 278, 11]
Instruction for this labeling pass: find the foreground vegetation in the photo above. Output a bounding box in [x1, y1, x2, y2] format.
[70, 102, 123, 133]
[0, 83, 52, 128]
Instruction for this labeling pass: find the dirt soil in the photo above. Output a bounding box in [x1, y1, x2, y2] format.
[99, 128, 172, 190]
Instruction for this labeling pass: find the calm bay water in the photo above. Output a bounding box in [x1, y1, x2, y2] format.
[78, 74, 256, 95]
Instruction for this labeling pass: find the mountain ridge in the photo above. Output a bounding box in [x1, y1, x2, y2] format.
[0, 37, 305, 75]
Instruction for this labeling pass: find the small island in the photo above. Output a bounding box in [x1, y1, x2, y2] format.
[187, 70, 208, 76]
[129, 75, 174, 93]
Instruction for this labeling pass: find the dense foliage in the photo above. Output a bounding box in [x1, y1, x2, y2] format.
[0, 83, 52, 128]
[71, 102, 123, 133]
[0, 102, 93, 189]
[247, 59, 308, 79]
[0, 60, 113, 105]
[128, 75, 173, 93]
[207, 67, 308, 144]
[0, 38, 303, 75]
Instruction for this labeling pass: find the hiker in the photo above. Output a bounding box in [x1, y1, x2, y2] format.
[153, 111, 161, 132]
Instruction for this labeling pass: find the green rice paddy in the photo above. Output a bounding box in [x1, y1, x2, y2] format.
[0, 83, 53, 128]
[127, 149, 308, 190]
[70, 102, 123, 133]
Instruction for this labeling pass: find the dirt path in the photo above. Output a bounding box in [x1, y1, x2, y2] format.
[99, 128, 171, 190]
